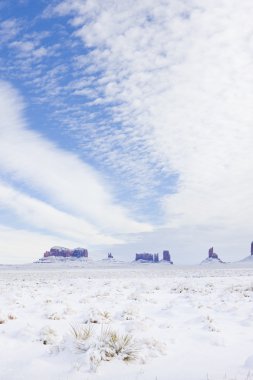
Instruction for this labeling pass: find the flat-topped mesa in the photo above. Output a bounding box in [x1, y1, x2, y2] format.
[43, 246, 88, 258]
[135, 253, 159, 262]
[163, 250, 173, 264]
[251, 242, 253, 256]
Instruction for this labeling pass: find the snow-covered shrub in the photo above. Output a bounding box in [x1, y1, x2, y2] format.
[47, 312, 62, 320]
[99, 327, 139, 362]
[121, 306, 140, 320]
[40, 325, 59, 345]
[70, 324, 139, 372]
[71, 324, 93, 343]
[84, 308, 111, 324]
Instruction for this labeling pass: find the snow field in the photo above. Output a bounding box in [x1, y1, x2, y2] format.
[0, 265, 253, 379]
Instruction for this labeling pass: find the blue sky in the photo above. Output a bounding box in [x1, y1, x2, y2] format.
[0, 0, 253, 263]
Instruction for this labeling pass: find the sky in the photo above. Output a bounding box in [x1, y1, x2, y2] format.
[0, 0, 253, 264]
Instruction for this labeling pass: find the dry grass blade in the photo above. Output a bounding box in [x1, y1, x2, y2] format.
[70, 324, 94, 341]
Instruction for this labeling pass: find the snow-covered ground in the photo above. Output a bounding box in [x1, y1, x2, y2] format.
[1, 262, 253, 380]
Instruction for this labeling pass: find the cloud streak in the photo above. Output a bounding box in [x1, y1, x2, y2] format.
[0, 224, 87, 264]
[0, 181, 122, 245]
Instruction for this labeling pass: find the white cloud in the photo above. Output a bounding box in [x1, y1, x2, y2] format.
[53, 0, 253, 233]
[10, 40, 35, 52]
[0, 225, 84, 264]
[9, 37, 50, 60]
[0, 181, 122, 245]
[0, 18, 20, 42]
[0, 80, 152, 244]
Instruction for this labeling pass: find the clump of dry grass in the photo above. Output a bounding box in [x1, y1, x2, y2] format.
[47, 312, 62, 320]
[71, 324, 139, 372]
[71, 324, 94, 341]
[8, 314, 17, 320]
[99, 311, 111, 320]
[71, 323, 94, 353]
[85, 309, 111, 324]
[121, 307, 138, 320]
[99, 327, 139, 362]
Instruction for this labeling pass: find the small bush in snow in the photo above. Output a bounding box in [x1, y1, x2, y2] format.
[99, 327, 139, 362]
[40, 326, 59, 345]
[71, 325, 139, 372]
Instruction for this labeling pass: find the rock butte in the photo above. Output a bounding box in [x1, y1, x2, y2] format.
[43, 246, 88, 258]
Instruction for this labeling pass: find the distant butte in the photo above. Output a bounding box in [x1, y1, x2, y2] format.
[135, 250, 173, 264]
[201, 247, 224, 264]
[43, 246, 88, 259]
[162, 250, 173, 264]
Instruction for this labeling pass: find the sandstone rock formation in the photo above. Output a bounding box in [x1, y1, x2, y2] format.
[135, 253, 159, 262]
[208, 247, 219, 259]
[201, 247, 224, 264]
[163, 250, 173, 264]
[43, 246, 88, 258]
